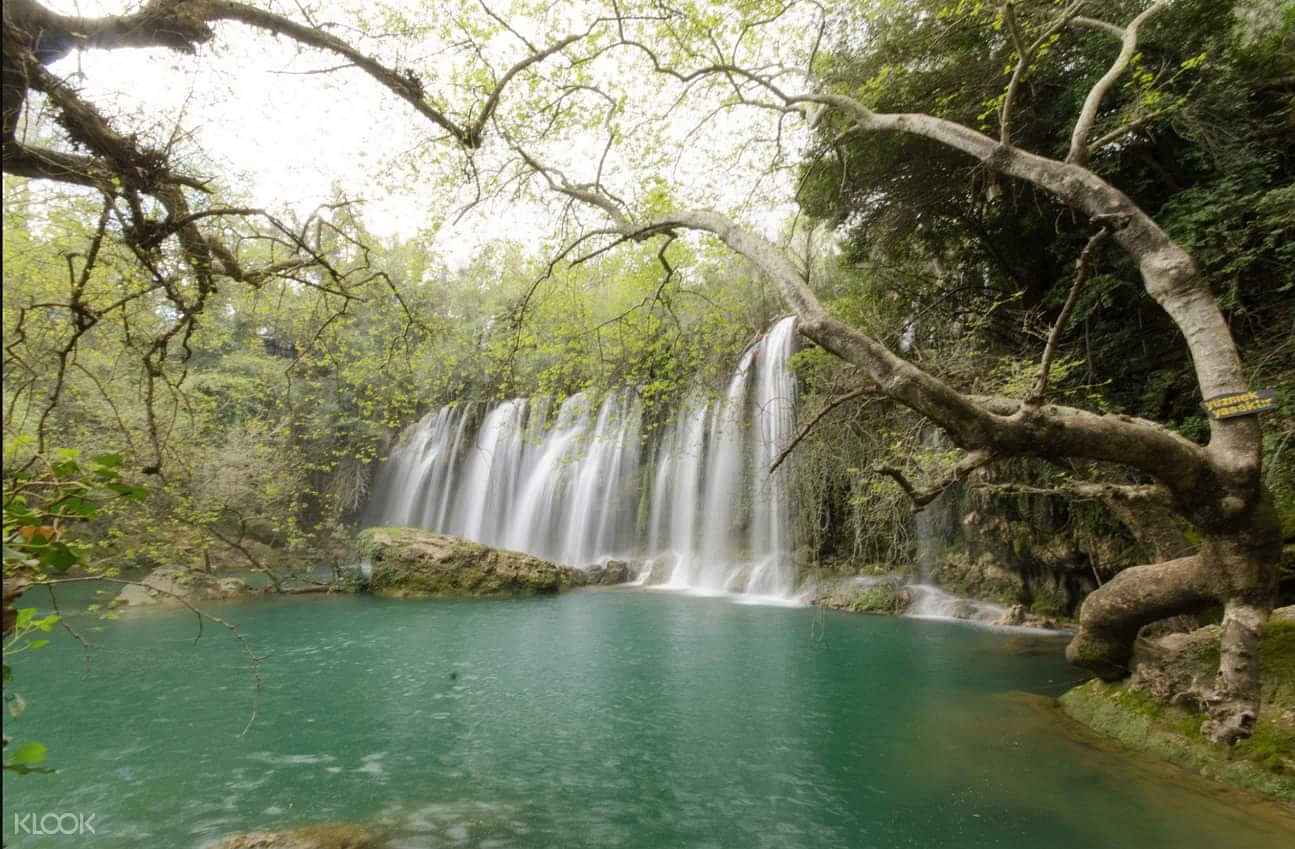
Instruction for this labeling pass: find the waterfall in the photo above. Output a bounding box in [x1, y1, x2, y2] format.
[366, 316, 801, 597]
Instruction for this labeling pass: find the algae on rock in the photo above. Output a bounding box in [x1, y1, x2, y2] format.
[1060, 608, 1295, 803]
[814, 579, 912, 615]
[358, 527, 575, 597]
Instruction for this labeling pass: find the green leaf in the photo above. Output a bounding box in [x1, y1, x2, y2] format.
[53, 495, 98, 518]
[8, 741, 47, 767]
[105, 482, 148, 499]
[91, 453, 124, 469]
[38, 543, 81, 572]
[33, 614, 60, 632]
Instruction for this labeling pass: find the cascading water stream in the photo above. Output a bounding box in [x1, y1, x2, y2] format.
[366, 316, 801, 597]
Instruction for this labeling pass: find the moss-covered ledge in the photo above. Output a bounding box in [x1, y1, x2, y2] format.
[1060, 611, 1295, 804]
[357, 527, 574, 598]
[813, 579, 912, 615]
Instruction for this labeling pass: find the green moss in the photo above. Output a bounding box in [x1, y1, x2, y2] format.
[1060, 619, 1295, 802]
[933, 553, 1023, 606]
[1261, 619, 1295, 709]
[1236, 723, 1295, 774]
[293, 824, 388, 849]
[1028, 580, 1069, 618]
[1060, 680, 1295, 802]
[817, 582, 909, 615]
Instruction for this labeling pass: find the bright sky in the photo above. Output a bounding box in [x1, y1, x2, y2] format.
[27, 1, 810, 269]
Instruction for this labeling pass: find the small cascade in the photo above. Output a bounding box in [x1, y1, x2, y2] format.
[911, 428, 961, 580]
[366, 316, 801, 597]
[905, 583, 1008, 624]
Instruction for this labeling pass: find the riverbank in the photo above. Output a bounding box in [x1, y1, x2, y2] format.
[1059, 608, 1295, 804]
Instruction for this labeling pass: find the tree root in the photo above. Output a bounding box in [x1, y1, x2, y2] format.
[1066, 555, 1215, 679]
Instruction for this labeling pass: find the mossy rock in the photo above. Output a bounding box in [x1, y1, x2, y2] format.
[815, 580, 911, 615]
[1027, 577, 1070, 618]
[1060, 608, 1295, 803]
[932, 552, 1024, 606]
[358, 527, 571, 598]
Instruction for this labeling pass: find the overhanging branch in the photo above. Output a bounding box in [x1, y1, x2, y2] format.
[876, 449, 997, 511]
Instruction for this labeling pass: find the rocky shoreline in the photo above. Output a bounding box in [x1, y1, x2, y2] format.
[808, 573, 1065, 630]
[111, 528, 1073, 636]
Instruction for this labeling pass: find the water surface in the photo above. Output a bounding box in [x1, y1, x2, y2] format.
[4, 589, 1292, 847]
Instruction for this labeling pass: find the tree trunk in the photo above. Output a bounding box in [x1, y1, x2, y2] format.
[1068, 490, 1281, 742]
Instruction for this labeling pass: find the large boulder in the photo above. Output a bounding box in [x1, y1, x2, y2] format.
[992, 603, 1059, 630]
[358, 527, 570, 598]
[114, 566, 251, 608]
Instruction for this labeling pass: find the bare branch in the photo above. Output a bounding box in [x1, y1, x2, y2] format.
[1067, 1, 1169, 166]
[876, 449, 997, 510]
[999, 1, 1087, 146]
[1030, 226, 1110, 403]
[1087, 106, 1173, 153]
[1070, 15, 1127, 39]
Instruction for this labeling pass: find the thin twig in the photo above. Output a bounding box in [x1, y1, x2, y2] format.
[769, 387, 875, 475]
[22, 577, 262, 736]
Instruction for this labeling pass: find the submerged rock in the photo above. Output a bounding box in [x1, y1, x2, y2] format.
[358, 527, 570, 598]
[114, 566, 251, 608]
[207, 823, 386, 849]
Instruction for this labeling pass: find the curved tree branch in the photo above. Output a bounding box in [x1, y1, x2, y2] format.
[1066, 0, 1168, 166]
[513, 135, 1218, 509]
[1066, 554, 1216, 679]
[768, 385, 877, 475]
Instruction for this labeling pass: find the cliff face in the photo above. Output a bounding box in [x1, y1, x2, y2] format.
[892, 461, 1202, 619]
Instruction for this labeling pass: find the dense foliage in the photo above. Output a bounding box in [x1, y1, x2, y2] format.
[2, 179, 782, 576]
[790, 0, 1294, 586]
